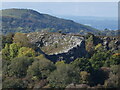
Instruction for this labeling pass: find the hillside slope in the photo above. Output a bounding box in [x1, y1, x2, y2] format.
[1, 8, 100, 34]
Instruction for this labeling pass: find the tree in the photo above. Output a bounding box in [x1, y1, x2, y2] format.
[91, 67, 110, 86]
[71, 58, 93, 73]
[85, 34, 95, 55]
[104, 53, 120, 67]
[90, 51, 110, 70]
[27, 57, 56, 80]
[47, 63, 79, 88]
[18, 47, 36, 57]
[13, 32, 31, 47]
[109, 53, 120, 65]
[2, 33, 14, 49]
[58, 30, 62, 33]
[55, 60, 65, 66]
[2, 44, 10, 60]
[3, 77, 26, 88]
[85, 34, 103, 56]
[104, 65, 120, 88]
[9, 43, 21, 59]
[2, 58, 11, 79]
[95, 43, 104, 52]
[9, 56, 34, 78]
[2, 43, 22, 60]
[80, 71, 91, 84]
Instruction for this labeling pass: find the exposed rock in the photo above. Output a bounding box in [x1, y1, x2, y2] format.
[66, 84, 89, 89]
[27, 32, 87, 63]
[27, 32, 120, 63]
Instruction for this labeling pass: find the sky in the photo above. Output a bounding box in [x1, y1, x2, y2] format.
[1, 0, 120, 2]
[2, 2, 118, 18]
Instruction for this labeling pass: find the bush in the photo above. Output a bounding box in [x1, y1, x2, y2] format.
[9, 56, 35, 78]
[13, 32, 32, 47]
[27, 57, 56, 80]
[2, 44, 10, 60]
[3, 78, 26, 88]
[80, 71, 91, 84]
[47, 63, 79, 88]
[2, 33, 14, 49]
[104, 65, 120, 88]
[9, 43, 21, 59]
[2, 43, 21, 60]
[18, 47, 36, 57]
[90, 51, 111, 70]
[109, 53, 120, 65]
[71, 58, 93, 73]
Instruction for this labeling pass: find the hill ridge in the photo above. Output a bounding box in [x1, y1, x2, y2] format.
[1, 8, 99, 34]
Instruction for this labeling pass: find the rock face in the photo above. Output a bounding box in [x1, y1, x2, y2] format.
[27, 32, 120, 63]
[27, 32, 87, 63]
[47, 40, 86, 63]
[102, 36, 120, 51]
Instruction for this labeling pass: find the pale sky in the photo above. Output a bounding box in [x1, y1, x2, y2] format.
[2, 2, 118, 17]
[1, 0, 120, 2]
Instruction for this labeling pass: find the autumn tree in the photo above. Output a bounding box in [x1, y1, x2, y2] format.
[18, 47, 36, 57]
[9, 43, 21, 59]
[80, 71, 91, 84]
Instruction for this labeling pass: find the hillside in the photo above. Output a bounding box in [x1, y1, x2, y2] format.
[1, 8, 100, 34]
[1, 8, 120, 89]
[2, 32, 120, 89]
[27, 32, 120, 63]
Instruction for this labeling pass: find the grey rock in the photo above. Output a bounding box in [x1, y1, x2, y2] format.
[27, 32, 87, 63]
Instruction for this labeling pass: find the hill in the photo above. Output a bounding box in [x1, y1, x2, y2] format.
[1, 8, 100, 34]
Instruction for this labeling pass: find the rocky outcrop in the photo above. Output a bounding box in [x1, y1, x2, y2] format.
[27, 32, 87, 63]
[27, 32, 120, 63]
[102, 36, 120, 51]
[46, 40, 87, 63]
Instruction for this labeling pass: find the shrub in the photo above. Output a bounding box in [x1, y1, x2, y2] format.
[9, 56, 34, 78]
[71, 58, 93, 73]
[27, 57, 56, 80]
[18, 47, 36, 57]
[48, 63, 79, 88]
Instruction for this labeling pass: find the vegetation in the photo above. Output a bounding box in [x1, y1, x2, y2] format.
[48, 62, 79, 88]
[2, 32, 120, 89]
[1, 9, 101, 35]
[1, 8, 119, 89]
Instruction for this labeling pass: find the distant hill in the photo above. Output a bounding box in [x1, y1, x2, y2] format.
[59, 16, 118, 30]
[1, 8, 100, 34]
